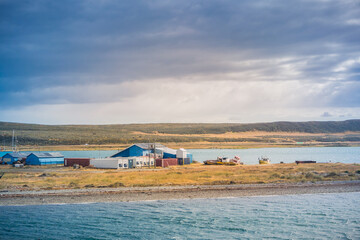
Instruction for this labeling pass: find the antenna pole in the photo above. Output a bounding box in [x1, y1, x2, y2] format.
[153, 142, 156, 168]
[12, 130, 14, 152]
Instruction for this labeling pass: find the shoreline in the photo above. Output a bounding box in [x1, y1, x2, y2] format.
[1, 180, 359, 206]
[3, 143, 360, 152]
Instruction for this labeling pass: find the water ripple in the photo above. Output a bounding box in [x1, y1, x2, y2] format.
[0, 192, 359, 239]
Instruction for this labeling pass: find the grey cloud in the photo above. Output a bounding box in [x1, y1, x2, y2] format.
[0, 0, 360, 109]
[321, 112, 332, 117]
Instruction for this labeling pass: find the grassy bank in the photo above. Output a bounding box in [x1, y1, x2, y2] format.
[0, 163, 359, 191]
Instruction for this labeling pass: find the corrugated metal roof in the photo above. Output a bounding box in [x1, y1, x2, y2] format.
[157, 147, 177, 154]
[134, 143, 166, 150]
[30, 152, 64, 158]
[3, 152, 29, 158]
[134, 143, 176, 154]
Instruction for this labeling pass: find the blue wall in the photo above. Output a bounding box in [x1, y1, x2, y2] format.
[112, 145, 151, 158]
[111, 144, 190, 161]
[1, 153, 28, 164]
[187, 153, 193, 163]
[1, 153, 17, 164]
[163, 152, 176, 159]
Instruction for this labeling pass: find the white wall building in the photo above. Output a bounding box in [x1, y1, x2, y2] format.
[176, 148, 188, 159]
[90, 156, 154, 169]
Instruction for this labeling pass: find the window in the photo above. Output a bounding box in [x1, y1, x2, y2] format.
[136, 161, 139, 165]
[151, 161, 153, 165]
[124, 164, 127, 168]
[119, 164, 122, 168]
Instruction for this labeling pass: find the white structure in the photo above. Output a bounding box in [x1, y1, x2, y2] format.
[176, 148, 188, 159]
[90, 156, 154, 169]
[133, 156, 154, 168]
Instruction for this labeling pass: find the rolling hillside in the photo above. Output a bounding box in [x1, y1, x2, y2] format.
[0, 120, 360, 148]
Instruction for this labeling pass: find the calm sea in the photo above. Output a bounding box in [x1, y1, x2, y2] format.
[1, 147, 360, 164]
[0, 192, 359, 239]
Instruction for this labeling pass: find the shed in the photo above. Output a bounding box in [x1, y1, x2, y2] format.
[1, 152, 28, 165]
[26, 152, 64, 165]
[64, 158, 91, 167]
[176, 148, 187, 159]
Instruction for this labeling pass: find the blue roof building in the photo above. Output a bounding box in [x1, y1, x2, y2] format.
[111, 143, 177, 159]
[1, 152, 29, 164]
[26, 152, 64, 165]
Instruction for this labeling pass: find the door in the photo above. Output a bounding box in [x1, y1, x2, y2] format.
[128, 159, 134, 168]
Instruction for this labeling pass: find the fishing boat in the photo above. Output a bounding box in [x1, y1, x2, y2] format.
[258, 156, 270, 164]
[204, 156, 243, 165]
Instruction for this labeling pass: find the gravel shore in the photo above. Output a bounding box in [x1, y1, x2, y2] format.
[1, 181, 359, 206]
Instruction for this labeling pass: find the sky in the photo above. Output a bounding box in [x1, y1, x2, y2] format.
[0, 0, 359, 124]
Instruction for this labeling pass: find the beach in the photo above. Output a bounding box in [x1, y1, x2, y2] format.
[1, 180, 359, 206]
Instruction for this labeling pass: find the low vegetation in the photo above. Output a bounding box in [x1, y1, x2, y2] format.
[1, 120, 360, 149]
[0, 163, 359, 191]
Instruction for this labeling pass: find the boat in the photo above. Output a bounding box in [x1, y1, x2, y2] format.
[258, 156, 270, 164]
[295, 160, 316, 164]
[204, 156, 243, 165]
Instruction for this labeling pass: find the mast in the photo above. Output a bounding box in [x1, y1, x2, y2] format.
[11, 130, 15, 152]
[153, 142, 156, 168]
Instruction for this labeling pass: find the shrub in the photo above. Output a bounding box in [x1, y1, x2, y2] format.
[305, 172, 314, 179]
[108, 182, 124, 187]
[68, 181, 79, 188]
[270, 173, 281, 178]
[326, 172, 338, 177]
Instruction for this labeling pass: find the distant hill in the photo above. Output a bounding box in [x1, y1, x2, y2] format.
[0, 120, 359, 146]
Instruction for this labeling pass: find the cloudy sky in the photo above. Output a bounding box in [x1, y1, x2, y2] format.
[1, 0, 359, 124]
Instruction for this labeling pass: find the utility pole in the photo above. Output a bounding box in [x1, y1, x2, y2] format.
[11, 130, 15, 152]
[153, 142, 156, 168]
[2, 132, 5, 151]
[14, 134, 17, 152]
[147, 140, 150, 169]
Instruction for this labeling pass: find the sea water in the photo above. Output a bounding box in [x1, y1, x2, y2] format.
[190, 147, 360, 164]
[0, 192, 359, 239]
[2, 147, 359, 164]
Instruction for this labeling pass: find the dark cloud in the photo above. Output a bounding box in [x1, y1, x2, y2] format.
[0, 0, 360, 109]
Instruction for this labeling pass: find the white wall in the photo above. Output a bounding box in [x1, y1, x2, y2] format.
[176, 148, 187, 159]
[90, 158, 120, 169]
[133, 156, 154, 168]
[90, 157, 155, 169]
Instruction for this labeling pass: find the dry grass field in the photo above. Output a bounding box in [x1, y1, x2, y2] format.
[1, 163, 359, 191]
[1, 121, 360, 150]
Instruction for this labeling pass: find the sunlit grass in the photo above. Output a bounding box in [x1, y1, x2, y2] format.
[0, 163, 359, 190]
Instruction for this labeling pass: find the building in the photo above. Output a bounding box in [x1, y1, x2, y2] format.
[26, 152, 64, 165]
[1, 152, 28, 165]
[176, 148, 193, 163]
[111, 143, 178, 159]
[64, 158, 91, 167]
[90, 156, 154, 169]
